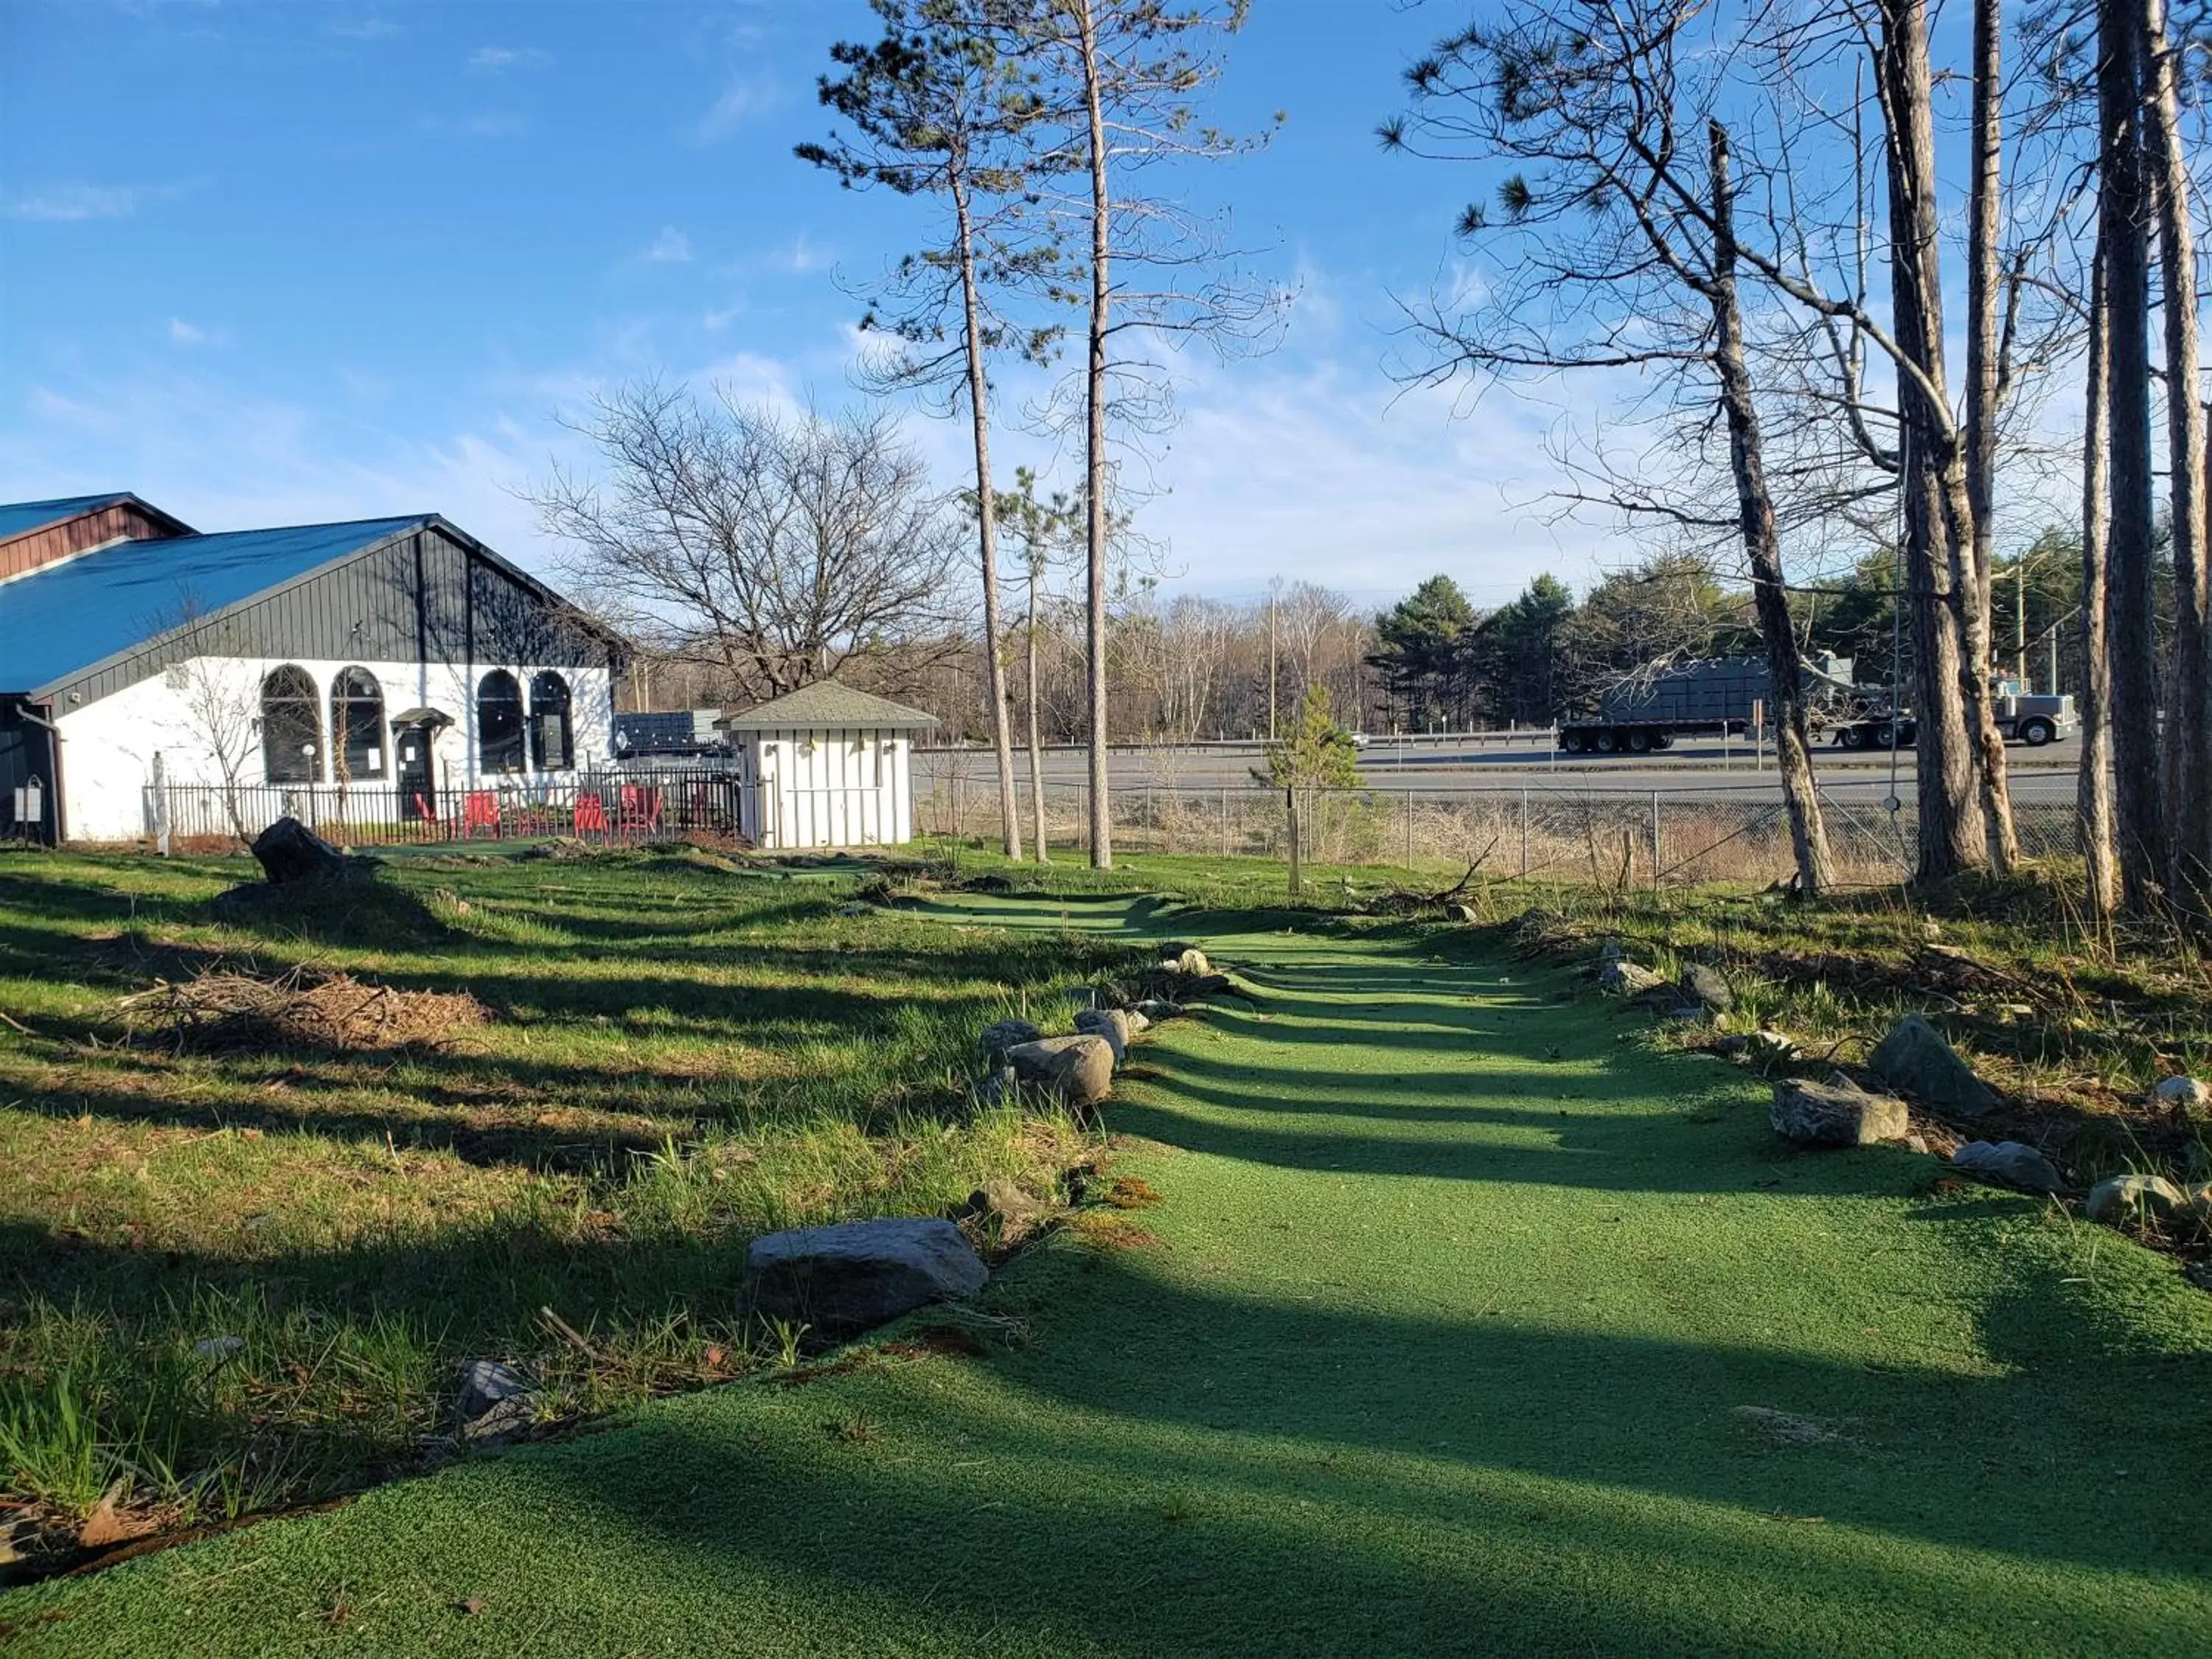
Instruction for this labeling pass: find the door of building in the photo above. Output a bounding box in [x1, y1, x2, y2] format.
[395, 723, 438, 821]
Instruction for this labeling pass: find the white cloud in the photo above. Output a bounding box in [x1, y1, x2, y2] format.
[166, 318, 228, 349]
[642, 227, 694, 265]
[6, 184, 146, 222]
[695, 72, 779, 141]
[327, 17, 398, 41]
[469, 46, 549, 72]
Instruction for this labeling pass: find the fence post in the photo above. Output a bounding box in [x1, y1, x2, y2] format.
[1520, 786, 1530, 880]
[1404, 790, 1413, 870]
[151, 752, 170, 857]
[1651, 790, 1663, 890]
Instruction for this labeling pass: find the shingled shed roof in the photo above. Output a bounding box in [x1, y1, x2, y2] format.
[717, 681, 939, 732]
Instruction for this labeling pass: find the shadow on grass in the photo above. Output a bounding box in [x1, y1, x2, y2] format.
[487, 1242, 2211, 1658]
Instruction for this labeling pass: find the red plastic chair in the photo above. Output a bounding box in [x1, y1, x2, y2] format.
[618, 785, 663, 832]
[573, 793, 609, 835]
[462, 791, 501, 838]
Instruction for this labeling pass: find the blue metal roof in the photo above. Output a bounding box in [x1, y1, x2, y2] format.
[0, 493, 134, 542]
[1, 516, 428, 694]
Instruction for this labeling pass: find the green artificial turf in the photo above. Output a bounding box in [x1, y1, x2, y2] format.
[7, 891, 2210, 1656]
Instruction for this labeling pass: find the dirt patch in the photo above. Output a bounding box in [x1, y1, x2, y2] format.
[1069, 1211, 1164, 1250]
[880, 1324, 990, 1360]
[1102, 1175, 1164, 1210]
[119, 967, 487, 1054]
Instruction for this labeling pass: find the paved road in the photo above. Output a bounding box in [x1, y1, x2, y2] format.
[916, 736, 2082, 804]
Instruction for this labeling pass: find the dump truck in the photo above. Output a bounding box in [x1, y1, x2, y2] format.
[1554, 656, 2076, 754]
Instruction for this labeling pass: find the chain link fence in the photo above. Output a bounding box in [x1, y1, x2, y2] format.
[917, 771, 2082, 888]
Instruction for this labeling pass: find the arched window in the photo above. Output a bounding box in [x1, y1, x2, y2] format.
[477, 669, 525, 773]
[529, 670, 573, 771]
[330, 667, 386, 782]
[260, 666, 323, 783]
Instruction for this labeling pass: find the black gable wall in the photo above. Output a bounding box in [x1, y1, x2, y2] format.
[46, 527, 616, 710]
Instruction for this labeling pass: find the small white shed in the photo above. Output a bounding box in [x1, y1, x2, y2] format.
[716, 682, 938, 850]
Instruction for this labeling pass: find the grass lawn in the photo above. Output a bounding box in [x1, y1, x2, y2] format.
[0, 846, 1138, 1558]
[6, 876, 2208, 1655]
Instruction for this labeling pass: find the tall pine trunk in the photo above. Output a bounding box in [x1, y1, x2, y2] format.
[1962, 0, 2022, 871]
[2141, 0, 2211, 905]
[1709, 122, 1837, 898]
[1076, 0, 1113, 868]
[1026, 560, 1049, 863]
[2098, 0, 2168, 906]
[2080, 249, 2120, 918]
[1878, 0, 1985, 878]
[953, 179, 1023, 861]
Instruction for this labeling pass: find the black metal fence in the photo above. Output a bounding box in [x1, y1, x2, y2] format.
[147, 769, 757, 849]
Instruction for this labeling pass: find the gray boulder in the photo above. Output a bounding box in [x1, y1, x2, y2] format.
[1678, 962, 1733, 1013]
[249, 815, 351, 886]
[1950, 1139, 2067, 1195]
[980, 1018, 1043, 1064]
[2084, 1173, 2187, 1228]
[1073, 1006, 1133, 1062]
[1868, 1015, 1999, 1116]
[456, 1360, 535, 1442]
[1133, 998, 1184, 1022]
[1004, 1034, 1116, 1109]
[1599, 959, 1666, 998]
[1770, 1077, 1910, 1147]
[744, 1217, 988, 1337]
[1172, 947, 1211, 977]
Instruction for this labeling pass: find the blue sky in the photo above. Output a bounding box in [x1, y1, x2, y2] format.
[1, 0, 1620, 611]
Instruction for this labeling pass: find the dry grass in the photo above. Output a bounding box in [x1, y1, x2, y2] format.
[118, 967, 487, 1054]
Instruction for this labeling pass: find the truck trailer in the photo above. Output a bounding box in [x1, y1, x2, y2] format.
[1554, 656, 2076, 755]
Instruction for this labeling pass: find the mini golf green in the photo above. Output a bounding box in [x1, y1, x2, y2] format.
[7, 893, 2208, 1657]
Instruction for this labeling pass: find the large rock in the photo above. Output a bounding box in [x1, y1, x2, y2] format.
[1133, 998, 1184, 1023]
[1073, 1006, 1133, 1062]
[1770, 1077, 1910, 1147]
[1951, 1139, 2067, 1195]
[2084, 1173, 2187, 1228]
[1868, 1015, 1999, 1116]
[744, 1217, 988, 1337]
[1599, 959, 1666, 998]
[980, 1018, 1043, 1065]
[249, 815, 350, 886]
[1677, 962, 1733, 1013]
[1004, 1034, 1116, 1109]
[1172, 947, 1211, 977]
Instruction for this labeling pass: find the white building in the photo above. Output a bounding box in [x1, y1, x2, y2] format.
[717, 682, 936, 850]
[0, 494, 624, 844]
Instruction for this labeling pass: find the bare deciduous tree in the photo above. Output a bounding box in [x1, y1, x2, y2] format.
[531, 383, 964, 706]
[1382, 1, 1837, 894]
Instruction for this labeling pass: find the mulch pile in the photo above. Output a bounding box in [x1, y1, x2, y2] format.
[119, 965, 487, 1054]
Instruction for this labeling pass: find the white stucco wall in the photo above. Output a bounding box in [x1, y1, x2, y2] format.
[738, 727, 914, 850]
[54, 654, 614, 841]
